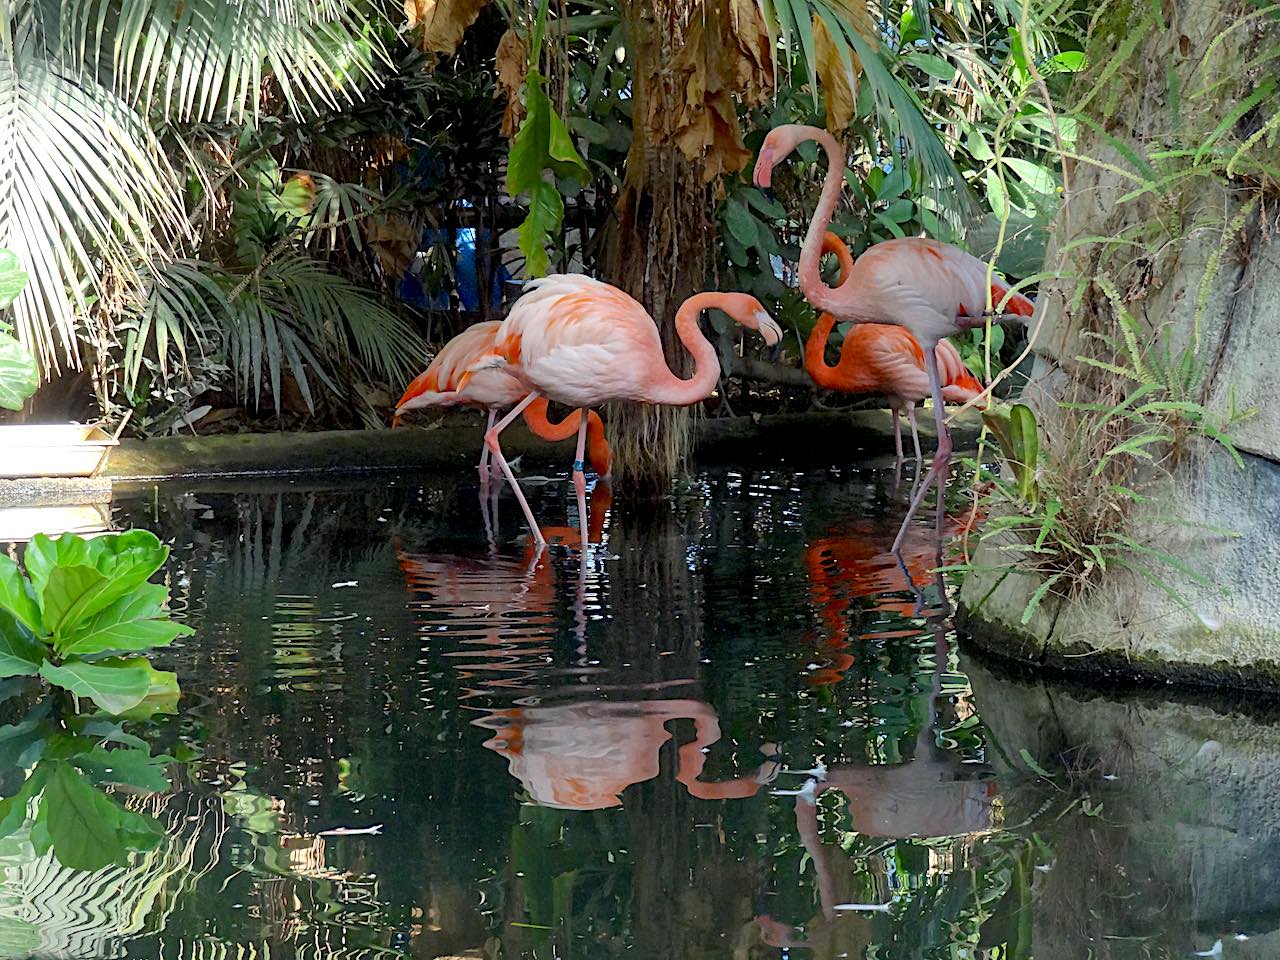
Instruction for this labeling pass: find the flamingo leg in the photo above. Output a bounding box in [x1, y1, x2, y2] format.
[890, 402, 904, 464]
[891, 347, 952, 557]
[485, 393, 545, 546]
[478, 408, 496, 479]
[906, 404, 923, 464]
[572, 408, 590, 548]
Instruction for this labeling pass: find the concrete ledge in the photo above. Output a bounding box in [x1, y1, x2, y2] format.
[104, 409, 982, 483]
[0, 477, 111, 507]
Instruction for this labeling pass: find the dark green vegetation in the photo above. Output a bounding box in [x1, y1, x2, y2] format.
[0, 530, 189, 871]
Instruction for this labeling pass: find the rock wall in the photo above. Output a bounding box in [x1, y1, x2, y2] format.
[960, 0, 1280, 687]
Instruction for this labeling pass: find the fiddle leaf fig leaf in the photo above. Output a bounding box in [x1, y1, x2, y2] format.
[39, 658, 153, 715]
[57, 583, 191, 657]
[0, 611, 45, 679]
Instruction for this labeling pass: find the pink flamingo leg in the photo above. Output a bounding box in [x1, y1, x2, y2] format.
[891, 347, 952, 557]
[905, 403, 923, 464]
[890, 401, 905, 464]
[485, 393, 546, 546]
[478, 409, 496, 477]
[572, 408, 589, 548]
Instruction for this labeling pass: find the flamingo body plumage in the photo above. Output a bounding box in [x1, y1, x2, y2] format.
[806, 232, 986, 462]
[394, 320, 612, 483]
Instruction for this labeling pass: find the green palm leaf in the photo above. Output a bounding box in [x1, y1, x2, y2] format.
[762, 0, 974, 214]
[0, 45, 185, 371]
[62, 0, 383, 121]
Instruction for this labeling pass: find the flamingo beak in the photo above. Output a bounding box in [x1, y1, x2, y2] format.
[755, 310, 784, 348]
[753, 145, 775, 190]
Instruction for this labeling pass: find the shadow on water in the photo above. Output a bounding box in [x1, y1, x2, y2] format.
[20, 464, 1261, 959]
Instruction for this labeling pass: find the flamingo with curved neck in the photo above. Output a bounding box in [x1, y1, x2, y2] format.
[757, 124, 1033, 553]
[464, 275, 782, 545]
[804, 231, 988, 463]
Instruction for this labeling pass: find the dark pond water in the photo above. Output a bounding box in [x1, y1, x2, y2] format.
[10, 463, 1274, 959]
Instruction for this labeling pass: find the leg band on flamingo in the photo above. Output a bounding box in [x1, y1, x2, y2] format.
[573, 459, 585, 473]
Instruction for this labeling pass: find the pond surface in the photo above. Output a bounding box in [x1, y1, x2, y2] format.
[13, 464, 1275, 959]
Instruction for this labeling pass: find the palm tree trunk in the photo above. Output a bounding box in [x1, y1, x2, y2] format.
[601, 0, 714, 499]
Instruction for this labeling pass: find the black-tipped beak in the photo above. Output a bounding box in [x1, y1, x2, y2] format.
[767, 339, 783, 363]
[760, 186, 776, 204]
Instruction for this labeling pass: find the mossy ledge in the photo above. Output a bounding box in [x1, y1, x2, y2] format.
[105, 409, 981, 483]
[958, 601, 1280, 697]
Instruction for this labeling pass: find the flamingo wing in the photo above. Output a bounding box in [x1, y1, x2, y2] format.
[850, 238, 1030, 342]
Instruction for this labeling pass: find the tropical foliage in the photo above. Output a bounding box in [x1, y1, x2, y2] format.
[0, 0, 1074, 432]
[0, 529, 191, 872]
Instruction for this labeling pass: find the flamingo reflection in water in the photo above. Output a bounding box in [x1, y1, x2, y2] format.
[804, 506, 983, 686]
[756, 625, 1000, 955]
[395, 483, 614, 700]
[474, 698, 781, 810]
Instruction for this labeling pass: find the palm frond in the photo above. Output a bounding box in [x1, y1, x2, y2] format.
[62, 0, 384, 122]
[763, 0, 975, 214]
[0, 48, 186, 371]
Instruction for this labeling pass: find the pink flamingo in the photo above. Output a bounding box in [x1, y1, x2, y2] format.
[756, 125, 1033, 552]
[807, 232, 986, 464]
[463, 276, 782, 545]
[394, 320, 612, 483]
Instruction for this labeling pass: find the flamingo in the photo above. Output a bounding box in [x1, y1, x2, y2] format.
[807, 232, 986, 465]
[463, 276, 783, 545]
[756, 125, 1034, 552]
[393, 320, 612, 484]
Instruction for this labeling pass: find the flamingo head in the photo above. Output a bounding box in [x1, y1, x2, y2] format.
[715, 293, 783, 347]
[753, 124, 821, 190]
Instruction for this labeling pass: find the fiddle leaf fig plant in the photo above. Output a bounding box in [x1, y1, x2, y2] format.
[0, 530, 190, 715]
[0, 248, 38, 411]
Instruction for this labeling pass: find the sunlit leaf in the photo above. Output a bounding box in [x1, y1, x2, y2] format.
[39, 658, 154, 715]
[0, 556, 41, 636]
[58, 583, 192, 658]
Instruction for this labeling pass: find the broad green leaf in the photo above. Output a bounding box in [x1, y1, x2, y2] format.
[0, 250, 28, 309]
[722, 198, 759, 249]
[0, 766, 46, 842]
[0, 556, 41, 635]
[0, 610, 45, 679]
[83, 529, 168, 584]
[1009, 404, 1040, 505]
[58, 583, 191, 657]
[41, 565, 111, 636]
[39, 531, 170, 636]
[115, 660, 180, 722]
[1050, 50, 1087, 73]
[73, 746, 172, 793]
[41, 761, 129, 870]
[545, 105, 590, 185]
[508, 75, 553, 196]
[517, 180, 564, 279]
[24, 534, 91, 601]
[0, 336, 37, 412]
[0, 706, 53, 770]
[40, 658, 153, 715]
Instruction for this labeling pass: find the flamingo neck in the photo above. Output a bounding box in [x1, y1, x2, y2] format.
[804, 313, 843, 389]
[522, 398, 613, 476]
[647, 292, 725, 407]
[797, 129, 856, 316]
